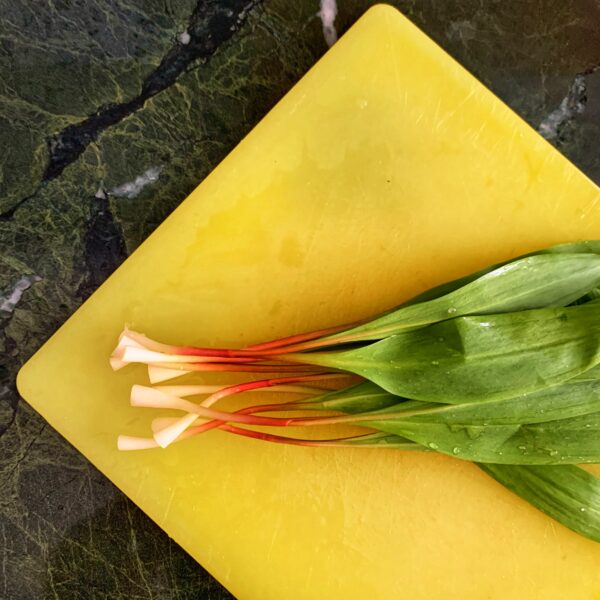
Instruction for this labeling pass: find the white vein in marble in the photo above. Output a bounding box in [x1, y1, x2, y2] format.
[95, 184, 107, 199]
[319, 0, 338, 47]
[110, 166, 163, 199]
[0, 275, 42, 314]
[538, 74, 586, 140]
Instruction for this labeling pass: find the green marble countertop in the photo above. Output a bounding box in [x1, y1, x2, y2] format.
[1, 1, 599, 598]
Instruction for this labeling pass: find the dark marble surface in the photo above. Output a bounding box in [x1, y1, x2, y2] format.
[1, 1, 599, 598]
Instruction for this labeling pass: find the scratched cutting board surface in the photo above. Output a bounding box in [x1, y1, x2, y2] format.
[17, 5, 600, 599]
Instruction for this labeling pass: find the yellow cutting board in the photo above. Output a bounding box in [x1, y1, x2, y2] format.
[18, 5, 600, 598]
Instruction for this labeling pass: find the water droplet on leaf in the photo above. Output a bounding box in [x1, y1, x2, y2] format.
[466, 426, 483, 439]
